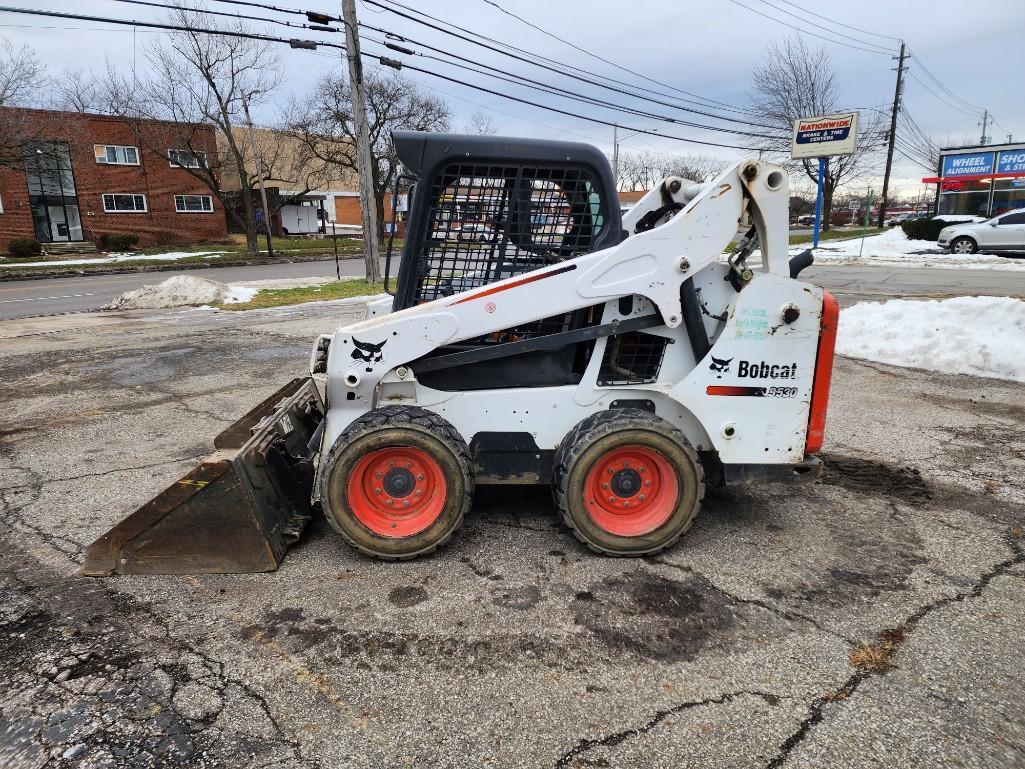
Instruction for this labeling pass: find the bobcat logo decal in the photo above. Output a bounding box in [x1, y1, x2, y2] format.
[351, 337, 387, 372]
[709, 355, 733, 378]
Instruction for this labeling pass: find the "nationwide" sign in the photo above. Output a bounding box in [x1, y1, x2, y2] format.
[791, 112, 860, 159]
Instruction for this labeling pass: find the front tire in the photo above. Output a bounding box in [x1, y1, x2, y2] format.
[553, 409, 704, 556]
[950, 236, 978, 255]
[320, 406, 473, 559]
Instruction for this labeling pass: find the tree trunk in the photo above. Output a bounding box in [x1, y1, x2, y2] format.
[237, 167, 260, 256]
[822, 185, 834, 233]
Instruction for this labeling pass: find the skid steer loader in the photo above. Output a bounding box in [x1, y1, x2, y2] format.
[82, 131, 837, 575]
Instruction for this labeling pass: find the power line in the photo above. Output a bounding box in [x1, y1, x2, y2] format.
[363, 0, 765, 120]
[909, 49, 984, 113]
[101, 0, 342, 33]
[477, 0, 760, 115]
[202, 0, 306, 16]
[748, 0, 893, 53]
[0, 4, 342, 49]
[723, 0, 893, 56]
[764, 0, 901, 42]
[906, 71, 978, 117]
[387, 58, 759, 151]
[360, 27, 785, 138]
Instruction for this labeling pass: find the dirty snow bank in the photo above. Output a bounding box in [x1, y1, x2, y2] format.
[103, 276, 257, 310]
[806, 227, 1024, 269]
[837, 296, 1025, 382]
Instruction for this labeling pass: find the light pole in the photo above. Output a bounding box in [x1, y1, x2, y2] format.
[612, 126, 653, 190]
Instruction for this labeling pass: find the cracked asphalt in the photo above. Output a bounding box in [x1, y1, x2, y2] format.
[0, 296, 1023, 768]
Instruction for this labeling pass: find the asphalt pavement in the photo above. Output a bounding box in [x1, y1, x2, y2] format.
[0, 258, 382, 319]
[3, 256, 1025, 319]
[0, 298, 1022, 768]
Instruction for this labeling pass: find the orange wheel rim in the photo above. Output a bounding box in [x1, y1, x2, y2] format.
[583, 445, 678, 537]
[347, 447, 447, 537]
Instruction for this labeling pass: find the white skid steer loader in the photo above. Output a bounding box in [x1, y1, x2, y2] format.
[82, 131, 837, 575]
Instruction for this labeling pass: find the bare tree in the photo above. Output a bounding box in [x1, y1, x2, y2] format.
[616, 149, 725, 190]
[105, 7, 282, 254]
[55, 69, 103, 113]
[0, 38, 49, 169]
[749, 35, 885, 230]
[288, 66, 450, 279]
[465, 110, 496, 136]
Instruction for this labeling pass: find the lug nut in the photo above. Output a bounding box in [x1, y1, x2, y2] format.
[402, 500, 410, 507]
[416, 474, 424, 481]
[375, 471, 383, 478]
[385, 499, 393, 506]
[374, 488, 382, 495]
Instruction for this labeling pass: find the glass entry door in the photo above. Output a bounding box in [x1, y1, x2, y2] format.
[25, 142, 83, 243]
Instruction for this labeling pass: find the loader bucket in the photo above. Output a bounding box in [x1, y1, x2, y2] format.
[82, 378, 325, 576]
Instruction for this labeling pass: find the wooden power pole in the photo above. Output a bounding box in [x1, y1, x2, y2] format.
[341, 0, 381, 283]
[877, 41, 906, 229]
[242, 96, 274, 259]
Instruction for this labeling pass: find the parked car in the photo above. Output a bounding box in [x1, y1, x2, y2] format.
[937, 209, 1025, 254]
[457, 223, 496, 242]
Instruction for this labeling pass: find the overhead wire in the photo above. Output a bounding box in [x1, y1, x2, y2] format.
[759, 0, 902, 42]
[476, 0, 760, 115]
[747, 0, 893, 53]
[101, 0, 341, 32]
[359, 26, 785, 138]
[362, 0, 764, 118]
[722, 0, 893, 56]
[0, 3, 344, 48]
[906, 71, 979, 117]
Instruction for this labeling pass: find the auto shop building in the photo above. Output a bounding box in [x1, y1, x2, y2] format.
[922, 141, 1025, 218]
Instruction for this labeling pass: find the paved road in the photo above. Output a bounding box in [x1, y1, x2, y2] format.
[0, 258, 383, 320]
[3, 257, 1025, 319]
[1, 300, 1023, 768]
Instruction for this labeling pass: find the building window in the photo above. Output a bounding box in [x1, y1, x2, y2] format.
[168, 149, 207, 169]
[937, 179, 992, 218]
[991, 179, 1025, 217]
[102, 193, 148, 213]
[0, 193, 4, 214]
[174, 194, 214, 212]
[94, 145, 139, 165]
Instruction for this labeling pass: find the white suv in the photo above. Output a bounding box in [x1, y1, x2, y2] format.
[938, 209, 1025, 254]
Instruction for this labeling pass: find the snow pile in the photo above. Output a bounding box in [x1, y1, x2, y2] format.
[103, 276, 258, 310]
[837, 296, 1025, 382]
[807, 227, 1024, 270]
[0, 250, 227, 268]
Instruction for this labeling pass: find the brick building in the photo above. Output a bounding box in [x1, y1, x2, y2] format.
[0, 108, 227, 251]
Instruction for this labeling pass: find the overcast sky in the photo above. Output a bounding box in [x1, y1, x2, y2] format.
[3, 0, 1024, 197]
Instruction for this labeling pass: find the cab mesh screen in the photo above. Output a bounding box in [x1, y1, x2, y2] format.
[412, 163, 605, 311]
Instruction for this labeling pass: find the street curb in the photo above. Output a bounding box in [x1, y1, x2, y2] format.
[0, 252, 364, 282]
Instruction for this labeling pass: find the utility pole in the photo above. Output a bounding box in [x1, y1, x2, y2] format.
[242, 96, 274, 259]
[341, 0, 381, 283]
[877, 41, 906, 229]
[979, 109, 989, 145]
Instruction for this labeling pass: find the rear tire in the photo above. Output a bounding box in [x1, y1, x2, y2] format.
[320, 406, 473, 559]
[950, 236, 978, 255]
[552, 409, 704, 556]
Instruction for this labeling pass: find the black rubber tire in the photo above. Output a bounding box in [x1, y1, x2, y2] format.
[552, 409, 704, 556]
[319, 406, 473, 559]
[949, 236, 978, 255]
